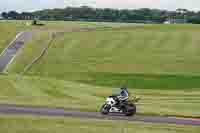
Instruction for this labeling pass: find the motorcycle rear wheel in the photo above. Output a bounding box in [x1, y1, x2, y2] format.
[123, 104, 136, 116]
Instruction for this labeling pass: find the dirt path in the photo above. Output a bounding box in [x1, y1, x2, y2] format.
[0, 104, 199, 126]
[0, 31, 33, 72]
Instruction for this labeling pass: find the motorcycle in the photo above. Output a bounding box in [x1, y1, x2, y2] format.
[100, 95, 140, 116]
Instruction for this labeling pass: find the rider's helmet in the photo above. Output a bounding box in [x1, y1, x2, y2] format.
[120, 86, 128, 95]
[120, 86, 127, 91]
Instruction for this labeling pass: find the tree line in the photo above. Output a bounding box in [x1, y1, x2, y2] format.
[2, 6, 200, 24]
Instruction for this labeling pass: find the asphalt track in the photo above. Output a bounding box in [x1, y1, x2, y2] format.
[0, 104, 199, 126]
[0, 31, 33, 71]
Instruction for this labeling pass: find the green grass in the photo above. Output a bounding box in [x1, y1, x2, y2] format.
[36, 21, 136, 29]
[31, 72, 200, 90]
[0, 115, 200, 133]
[0, 20, 128, 54]
[3, 22, 200, 117]
[8, 24, 200, 89]
[0, 21, 21, 52]
[0, 74, 200, 117]
[4, 20, 127, 72]
[29, 25, 200, 75]
[5, 31, 52, 73]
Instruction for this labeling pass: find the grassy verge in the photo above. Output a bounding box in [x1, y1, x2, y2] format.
[0, 21, 20, 52]
[0, 74, 199, 117]
[6, 31, 52, 73]
[0, 115, 199, 133]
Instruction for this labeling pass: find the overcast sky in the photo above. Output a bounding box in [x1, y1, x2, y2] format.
[1, 0, 200, 12]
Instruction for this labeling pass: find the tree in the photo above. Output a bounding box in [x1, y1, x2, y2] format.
[188, 16, 200, 24]
[7, 11, 19, 19]
[3, 6, 199, 24]
[176, 8, 188, 14]
[1, 12, 8, 19]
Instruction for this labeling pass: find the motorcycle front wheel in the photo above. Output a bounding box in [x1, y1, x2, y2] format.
[100, 104, 111, 115]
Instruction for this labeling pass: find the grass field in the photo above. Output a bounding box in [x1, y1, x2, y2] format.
[25, 25, 200, 75]
[0, 21, 20, 52]
[35, 21, 137, 30]
[0, 115, 199, 133]
[0, 20, 74, 53]
[0, 20, 129, 53]
[0, 74, 199, 117]
[3, 23, 200, 117]
[1, 22, 200, 118]
[5, 31, 52, 73]
[8, 24, 200, 89]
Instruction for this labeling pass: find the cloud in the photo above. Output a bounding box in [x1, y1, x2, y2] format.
[1, 0, 200, 12]
[0, 0, 66, 12]
[64, 0, 200, 10]
[96, 0, 161, 9]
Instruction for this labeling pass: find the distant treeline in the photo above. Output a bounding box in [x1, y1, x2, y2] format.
[2, 6, 200, 24]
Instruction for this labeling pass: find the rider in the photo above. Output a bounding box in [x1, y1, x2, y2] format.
[117, 87, 129, 102]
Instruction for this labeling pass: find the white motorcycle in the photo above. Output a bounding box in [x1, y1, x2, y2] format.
[100, 95, 140, 116]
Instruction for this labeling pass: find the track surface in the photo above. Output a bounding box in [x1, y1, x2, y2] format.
[0, 31, 33, 71]
[0, 104, 199, 126]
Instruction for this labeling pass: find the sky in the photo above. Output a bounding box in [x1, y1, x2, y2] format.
[1, 0, 200, 12]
